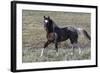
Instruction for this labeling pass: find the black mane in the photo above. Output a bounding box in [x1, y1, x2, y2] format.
[49, 18, 60, 33]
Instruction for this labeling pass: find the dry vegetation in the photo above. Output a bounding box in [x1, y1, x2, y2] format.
[22, 10, 91, 63]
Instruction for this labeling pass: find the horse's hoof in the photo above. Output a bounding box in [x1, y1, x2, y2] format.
[70, 52, 73, 55]
[79, 51, 81, 54]
[56, 53, 59, 56]
[79, 50, 81, 54]
[40, 54, 43, 57]
[40, 55, 42, 57]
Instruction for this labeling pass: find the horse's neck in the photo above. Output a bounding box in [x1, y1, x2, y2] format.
[52, 21, 59, 29]
[46, 20, 60, 33]
[46, 27, 53, 33]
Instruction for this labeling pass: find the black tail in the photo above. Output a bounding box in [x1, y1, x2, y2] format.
[83, 30, 91, 40]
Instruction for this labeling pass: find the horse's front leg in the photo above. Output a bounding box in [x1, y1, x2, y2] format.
[55, 42, 59, 56]
[40, 41, 51, 57]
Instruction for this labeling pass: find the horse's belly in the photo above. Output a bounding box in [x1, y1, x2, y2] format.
[57, 35, 68, 42]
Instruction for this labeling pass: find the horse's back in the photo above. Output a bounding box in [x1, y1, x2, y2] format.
[54, 27, 69, 41]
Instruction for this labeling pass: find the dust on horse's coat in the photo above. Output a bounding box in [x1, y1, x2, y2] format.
[40, 16, 91, 57]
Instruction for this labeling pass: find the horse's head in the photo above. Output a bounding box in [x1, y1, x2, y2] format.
[43, 16, 53, 32]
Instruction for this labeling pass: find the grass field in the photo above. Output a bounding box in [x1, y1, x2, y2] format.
[22, 10, 91, 63]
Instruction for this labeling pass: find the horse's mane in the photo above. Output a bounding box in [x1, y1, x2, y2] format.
[50, 19, 59, 29]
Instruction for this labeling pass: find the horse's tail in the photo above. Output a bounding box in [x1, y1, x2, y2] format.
[83, 29, 91, 40]
[77, 28, 91, 40]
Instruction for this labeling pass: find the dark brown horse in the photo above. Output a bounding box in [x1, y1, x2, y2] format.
[40, 16, 91, 57]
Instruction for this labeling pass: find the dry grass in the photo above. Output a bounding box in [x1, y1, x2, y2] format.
[22, 10, 91, 63]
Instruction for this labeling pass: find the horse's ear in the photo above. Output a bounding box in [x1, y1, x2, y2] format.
[48, 16, 50, 19]
[44, 16, 46, 19]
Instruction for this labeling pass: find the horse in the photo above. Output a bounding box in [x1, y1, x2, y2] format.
[40, 16, 91, 57]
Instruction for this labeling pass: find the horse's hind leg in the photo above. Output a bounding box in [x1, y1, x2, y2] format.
[76, 43, 81, 54]
[55, 42, 59, 56]
[70, 40, 78, 55]
[72, 43, 81, 55]
[70, 43, 74, 55]
[40, 41, 51, 57]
